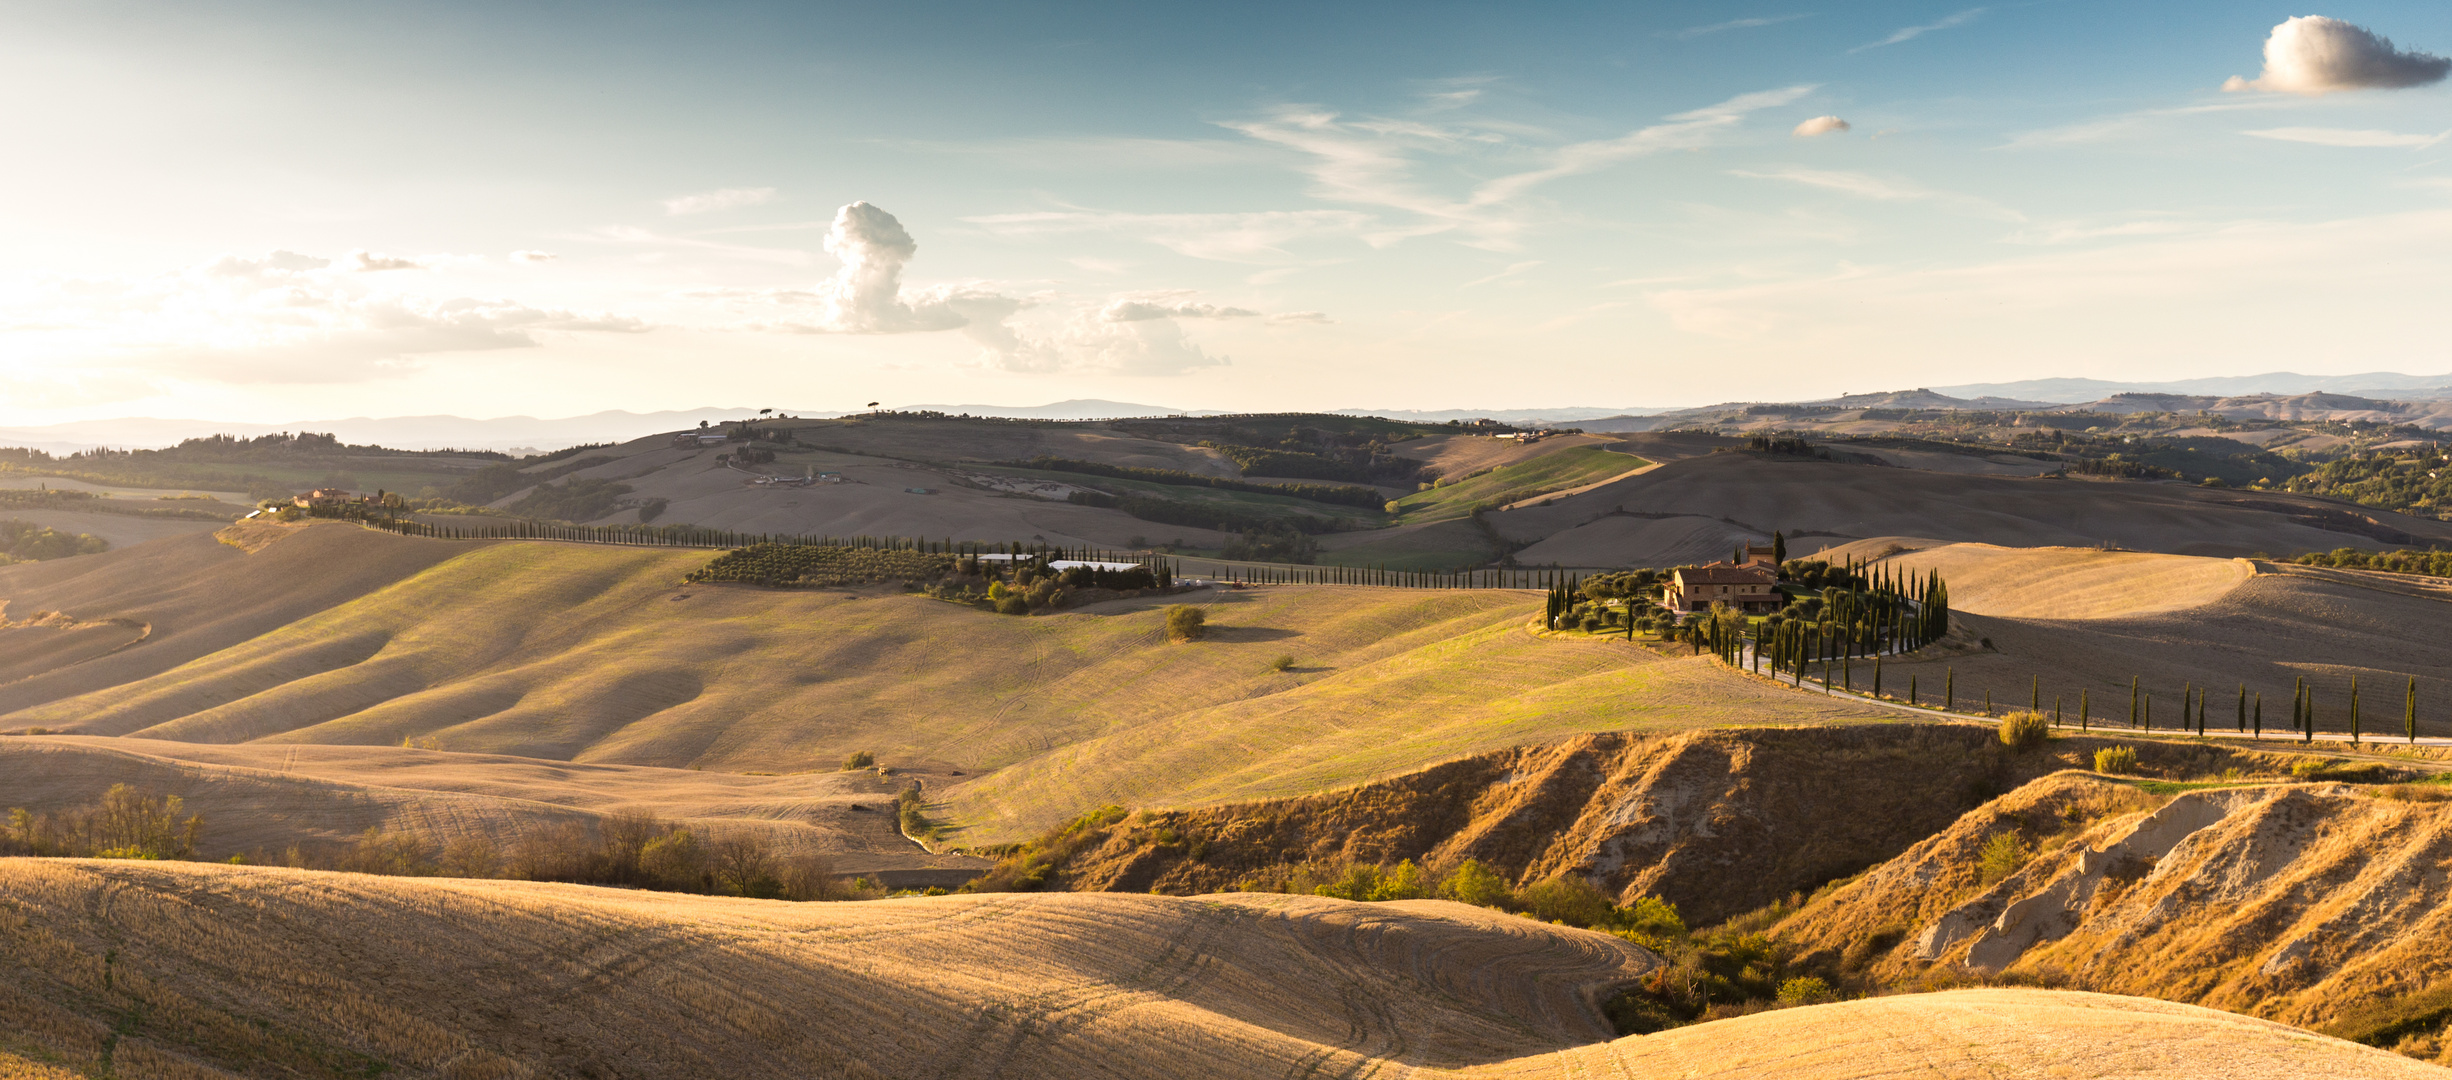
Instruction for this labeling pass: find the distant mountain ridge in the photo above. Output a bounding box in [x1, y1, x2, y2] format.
[1933, 371, 2452, 403]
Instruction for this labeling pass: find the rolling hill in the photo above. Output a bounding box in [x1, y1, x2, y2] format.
[1814, 538, 2452, 740]
[0, 522, 1897, 849]
[1, 858, 2433, 1080]
[1496, 448, 2452, 567]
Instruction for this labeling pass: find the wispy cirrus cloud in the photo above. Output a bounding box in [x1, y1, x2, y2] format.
[1731, 166, 2024, 221]
[5, 248, 648, 385]
[2243, 126, 2448, 149]
[1220, 85, 1815, 250]
[1666, 14, 1809, 41]
[1851, 8, 1983, 53]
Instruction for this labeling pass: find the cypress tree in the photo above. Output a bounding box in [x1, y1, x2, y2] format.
[2237, 684, 2247, 732]
[2408, 676, 2419, 745]
[2054, 695, 2063, 727]
[2130, 677, 2139, 729]
[1946, 666, 1955, 712]
[2254, 692, 2262, 738]
[1910, 674, 1918, 706]
[2081, 688, 2090, 731]
[1772, 531, 1786, 565]
[2350, 675, 2361, 746]
[2144, 692, 2151, 732]
[2031, 675, 2040, 713]
[1873, 654, 1883, 699]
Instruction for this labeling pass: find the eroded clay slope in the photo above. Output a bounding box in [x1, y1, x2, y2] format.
[1038, 725, 2298, 924]
[1783, 774, 2452, 1054]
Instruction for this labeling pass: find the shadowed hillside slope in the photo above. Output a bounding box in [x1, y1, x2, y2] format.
[0, 524, 1895, 843]
[1820, 538, 2452, 740]
[1497, 450, 2452, 567]
[0, 524, 465, 715]
[0, 736, 986, 877]
[0, 859, 1647, 1080]
[1001, 725, 2305, 925]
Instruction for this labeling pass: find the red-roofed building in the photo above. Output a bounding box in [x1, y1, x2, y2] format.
[1662, 562, 1781, 614]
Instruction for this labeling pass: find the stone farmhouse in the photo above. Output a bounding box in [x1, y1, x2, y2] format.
[1662, 562, 1782, 614]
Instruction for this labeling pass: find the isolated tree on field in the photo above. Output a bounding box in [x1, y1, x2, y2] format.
[1165, 604, 1207, 641]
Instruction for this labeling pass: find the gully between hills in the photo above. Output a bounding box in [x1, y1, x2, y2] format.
[978, 723, 2452, 1061]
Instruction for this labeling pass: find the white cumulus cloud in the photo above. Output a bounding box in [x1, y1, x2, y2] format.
[2225, 16, 2449, 94]
[1792, 116, 1852, 137]
[509, 250, 558, 263]
[662, 187, 778, 215]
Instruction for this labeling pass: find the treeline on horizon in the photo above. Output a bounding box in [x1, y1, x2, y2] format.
[3, 784, 876, 902]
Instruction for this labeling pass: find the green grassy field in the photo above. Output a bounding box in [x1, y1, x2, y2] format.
[1, 524, 1895, 841]
[1391, 446, 1647, 525]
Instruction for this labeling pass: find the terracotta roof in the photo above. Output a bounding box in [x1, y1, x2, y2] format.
[1676, 563, 1777, 585]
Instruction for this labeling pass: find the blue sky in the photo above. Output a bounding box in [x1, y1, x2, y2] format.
[3, 1, 2449, 422]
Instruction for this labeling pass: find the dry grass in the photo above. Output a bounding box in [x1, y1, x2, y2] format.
[0, 736, 987, 877]
[1823, 536, 2452, 742]
[0, 525, 1899, 844]
[1436, 989, 2449, 1079]
[0, 859, 1649, 1080]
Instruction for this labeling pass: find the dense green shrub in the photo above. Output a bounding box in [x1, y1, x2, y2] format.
[1998, 710, 2050, 749]
[0, 519, 108, 562]
[1165, 604, 1207, 641]
[1977, 832, 2034, 885]
[2094, 745, 2140, 775]
[842, 751, 875, 770]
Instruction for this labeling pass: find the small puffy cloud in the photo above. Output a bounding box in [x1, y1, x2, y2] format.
[1792, 115, 1852, 137]
[1268, 311, 1334, 324]
[718, 202, 1312, 375]
[1668, 14, 1808, 40]
[509, 250, 558, 263]
[662, 186, 778, 215]
[347, 250, 422, 272]
[203, 250, 329, 278]
[1100, 294, 1260, 322]
[815, 201, 967, 333]
[2225, 16, 2449, 94]
[2244, 126, 2447, 148]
